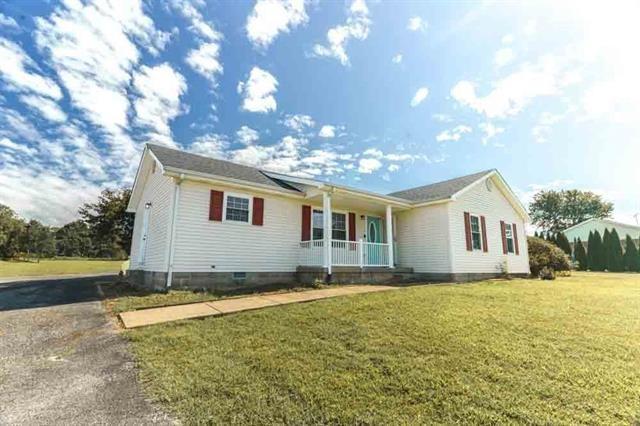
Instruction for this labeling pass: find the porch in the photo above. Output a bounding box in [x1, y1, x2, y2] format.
[295, 183, 411, 272]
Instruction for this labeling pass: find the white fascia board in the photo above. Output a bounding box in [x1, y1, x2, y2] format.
[126, 146, 149, 213]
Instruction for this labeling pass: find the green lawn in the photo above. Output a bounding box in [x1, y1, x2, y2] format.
[0, 259, 123, 277]
[126, 273, 640, 424]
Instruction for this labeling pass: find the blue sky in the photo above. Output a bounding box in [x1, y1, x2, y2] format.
[0, 0, 638, 226]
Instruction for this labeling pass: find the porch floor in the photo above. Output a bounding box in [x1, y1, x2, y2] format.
[119, 285, 399, 329]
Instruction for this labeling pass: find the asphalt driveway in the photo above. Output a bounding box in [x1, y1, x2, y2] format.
[0, 276, 173, 425]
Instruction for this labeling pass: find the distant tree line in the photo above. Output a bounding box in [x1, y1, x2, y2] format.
[0, 189, 133, 261]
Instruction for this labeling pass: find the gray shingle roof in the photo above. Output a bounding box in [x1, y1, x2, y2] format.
[388, 170, 495, 203]
[147, 144, 300, 191]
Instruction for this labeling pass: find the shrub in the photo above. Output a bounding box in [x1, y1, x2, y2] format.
[574, 238, 588, 271]
[539, 266, 556, 280]
[527, 236, 571, 277]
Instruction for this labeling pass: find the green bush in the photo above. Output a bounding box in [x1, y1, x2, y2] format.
[527, 236, 571, 277]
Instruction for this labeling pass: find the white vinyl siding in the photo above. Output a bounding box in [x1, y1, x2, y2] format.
[395, 203, 452, 273]
[449, 177, 529, 274]
[129, 157, 174, 272]
[172, 181, 302, 273]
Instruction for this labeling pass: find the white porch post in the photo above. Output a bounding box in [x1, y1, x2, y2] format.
[386, 204, 394, 268]
[323, 191, 332, 275]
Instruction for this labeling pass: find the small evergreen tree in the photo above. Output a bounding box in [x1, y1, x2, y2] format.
[602, 228, 611, 270]
[592, 230, 605, 271]
[608, 229, 624, 272]
[556, 233, 572, 256]
[575, 237, 588, 270]
[623, 235, 640, 272]
[587, 231, 594, 270]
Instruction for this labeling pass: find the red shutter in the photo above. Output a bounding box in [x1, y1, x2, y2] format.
[348, 213, 356, 241]
[301, 205, 311, 241]
[480, 215, 488, 252]
[464, 212, 472, 251]
[512, 223, 519, 255]
[252, 197, 264, 226]
[500, 220, 508, 254]
[348, 212, 356, 251]
[209, 190, 223, 221]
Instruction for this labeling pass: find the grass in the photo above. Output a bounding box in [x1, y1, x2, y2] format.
[0, 258, 124, 277]
[102, 282, 221, 314]
[126, 272, 640, 424]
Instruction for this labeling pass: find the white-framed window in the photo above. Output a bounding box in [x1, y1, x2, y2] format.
[505, 223, 515, 253]
[224, 194, 251, 223]
[311, 210, 348, 241]
[470, 214, 482, 250]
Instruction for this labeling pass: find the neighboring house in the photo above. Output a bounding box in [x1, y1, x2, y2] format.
[563, 218, 640, 246]
[126, 144, 530, 291]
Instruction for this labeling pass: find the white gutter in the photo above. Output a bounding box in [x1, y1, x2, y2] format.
[165, 173, 184, 289]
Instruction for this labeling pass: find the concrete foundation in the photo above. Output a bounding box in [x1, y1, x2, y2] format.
[127, 268, 530, 293]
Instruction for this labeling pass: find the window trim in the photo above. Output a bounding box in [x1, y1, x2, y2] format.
[310, 208, 350, 241]
[469, 214, 482, 251]
[504, 222, 515, 254]
[222, 192, 253, 224]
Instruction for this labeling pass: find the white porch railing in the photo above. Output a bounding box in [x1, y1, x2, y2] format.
[298, 239, 390, 267]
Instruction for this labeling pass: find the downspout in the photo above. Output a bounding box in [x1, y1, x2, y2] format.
[166, 174, 184, 289]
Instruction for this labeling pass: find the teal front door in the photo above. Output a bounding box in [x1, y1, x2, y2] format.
[366, 216, 383, 265]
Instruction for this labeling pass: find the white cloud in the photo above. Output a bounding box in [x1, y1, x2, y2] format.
[432, 113, 453, 122]
[0, 38, 62, 99]
[494, 47, 515, 68]
[436, 125, 472, 142]
[532, 112, 562, 143]
[410, 87, 429, 107]
[523, 19, 537, 36]
[34, 0, 169, 162]
[358, 158, 382, 174]
[282, 113, 315, 132]
[501, 34, 514, 44]
[0, 106, 42, 141]
[190, 133, 229, 158]
[19, 94, 67, 122]
[407, 16, 427, 32]
[0, 137, 37, 156]
[312, 0, 371, 66]
[388, 164, 400, 172]
[186, 42, 223, 85]
[237, 66, 278, 113]
[318, 125, 336, 138]
[363, 147, 383, 158]
[236, 125, 259, 145]
[170, 0, 220, 42]
[0, 13, 18, 29]
[451, 56, 578, 119]
[392, 53, 403, 64]
[132, 63, 187, 147]
[478, 122, 504, 145]
[246, 0, 308, 49]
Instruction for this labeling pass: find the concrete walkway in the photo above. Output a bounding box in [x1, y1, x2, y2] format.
[119, 285, 398, 328]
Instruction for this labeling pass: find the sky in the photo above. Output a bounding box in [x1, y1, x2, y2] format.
[0, 0, 639, 227]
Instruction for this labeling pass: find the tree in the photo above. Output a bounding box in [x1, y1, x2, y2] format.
[529, 189, 614, 233]
[555, 233, 572, 256]
[79, 188, 133, 259]
[591, 230, 605, 271]
[587, 231, 595, 270]
[623, 235, 640, 272]
[56, 220, 92, 257]
[20, 220, 56, 261]
[608, 229, 624, 272]
[603, 228, 611, 270]
[0, 204, 25, 258]
[575, 237, 588, 270]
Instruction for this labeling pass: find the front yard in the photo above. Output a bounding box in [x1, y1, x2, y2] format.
[125, 272, 640, 424]
[0, 258, 124, 277]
